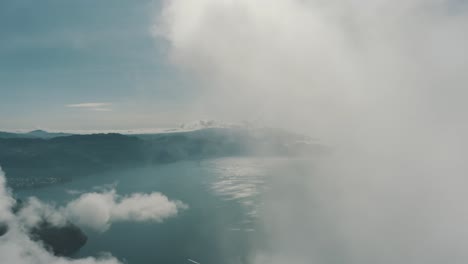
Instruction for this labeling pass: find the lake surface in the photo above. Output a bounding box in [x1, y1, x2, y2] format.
[16, 157, 304, 264]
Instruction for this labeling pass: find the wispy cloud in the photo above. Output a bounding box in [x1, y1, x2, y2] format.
[66, 102, 113, 111]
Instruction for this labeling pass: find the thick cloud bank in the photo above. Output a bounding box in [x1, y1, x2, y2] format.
[156, 0, 468, 136]
[157, 1, 468, 264]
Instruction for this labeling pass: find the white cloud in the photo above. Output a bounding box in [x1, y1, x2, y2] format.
[0, 168, 122, 264]
[0, 168, 15, 223]
[0, 167, 187, 263]
[157, 0, 468, 135]
[17, 197, 67, 229]
[65, 190, 187, 231]
[66, 103, 113, 112]
[157, 1, 468, 264]
[15, 188, 187, 233]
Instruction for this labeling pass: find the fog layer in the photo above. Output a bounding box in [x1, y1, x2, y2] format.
[157, 1, 468, 263]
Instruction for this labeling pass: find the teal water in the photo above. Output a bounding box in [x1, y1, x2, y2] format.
[16, 157, 285, 264]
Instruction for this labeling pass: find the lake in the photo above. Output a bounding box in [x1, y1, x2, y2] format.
[16, 157, 306, 264]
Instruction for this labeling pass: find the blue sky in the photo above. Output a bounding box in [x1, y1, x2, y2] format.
[0, 0, 195, 131]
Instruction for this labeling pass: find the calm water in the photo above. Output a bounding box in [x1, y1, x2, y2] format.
[16, 157, 299, 264]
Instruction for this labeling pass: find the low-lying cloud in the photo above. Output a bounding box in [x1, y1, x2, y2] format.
[65, 190, 188, 231]
[17, 189, 187, 232]
[16, 189, 187, 232]
[0, 168, 122, 264]
[0, 167, 187, 263]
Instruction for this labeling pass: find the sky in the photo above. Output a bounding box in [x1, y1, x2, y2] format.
[0, 0, 197, 131]
[4, 0, 466, 134]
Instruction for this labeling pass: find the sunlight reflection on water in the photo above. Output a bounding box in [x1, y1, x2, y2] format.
[204, 158, 270, 225]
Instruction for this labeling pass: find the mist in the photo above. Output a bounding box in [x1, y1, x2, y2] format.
[156, 0, 468, 263]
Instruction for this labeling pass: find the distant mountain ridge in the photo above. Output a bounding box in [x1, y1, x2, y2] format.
[26, 130, 73, 139]
[0, 130, 73, 139]
[0, 127, 327, 189]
